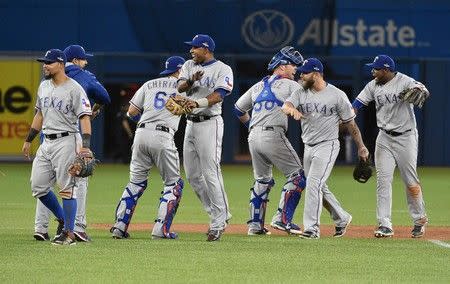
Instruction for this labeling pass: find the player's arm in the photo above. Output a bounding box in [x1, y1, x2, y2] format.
[22, 110, 43, 160]
[233, 105, 250, 129]
[343, 119, 369, 161]
[177, 70, 204, 93]
[79, 115, 92, 149]
[282, 101, 303, 120]
[126, 104, 142, 123]
[90, 80, 111, 120]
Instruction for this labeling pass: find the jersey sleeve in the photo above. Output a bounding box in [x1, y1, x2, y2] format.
[337, 90, 356, 122]
[286, 89, 301, 108]
[356, 82, 374, 105]
[129, 84, 146, 112]
[177, 61, 191, 83]
[235, 86, 254, 113]
[35, 83, 43, 110]
[72, 86, 92, 118]
[214, 64, 234, 95]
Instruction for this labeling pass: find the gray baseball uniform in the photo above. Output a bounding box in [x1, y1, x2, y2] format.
[178, 59, 233, 231]
[112, 76, 184, 238]
[287, 83, 354, 236]
[355, 72, 428, 229]
[235, 75, 305, 232]
[31, 78, 91, 199]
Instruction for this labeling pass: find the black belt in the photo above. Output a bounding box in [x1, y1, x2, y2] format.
[44, 132, 70, 140]
[186, 114, 217, 123]
[382, 129, 412, 137]
[139, 123, 170, 133]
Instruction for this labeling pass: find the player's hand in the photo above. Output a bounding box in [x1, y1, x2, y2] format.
[287, 108, 304, 120]
[191, 71, 204, 82]
[91, 109, 100, 120]
[22, 142, 31, 160]
[358, 146, 369, 162]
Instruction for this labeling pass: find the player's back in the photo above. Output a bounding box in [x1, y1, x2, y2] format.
[130, 77, 181, 131]
[249, 76, 300, 129]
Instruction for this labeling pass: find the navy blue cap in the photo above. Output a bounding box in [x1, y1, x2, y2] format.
[365, 55, 395, 71]
[297, 58, 323, 74]
[37, 49, 66, 64]
[184, 34, 215, 52]
[63, 45, 93, 61]
[160, 56, 185, 75]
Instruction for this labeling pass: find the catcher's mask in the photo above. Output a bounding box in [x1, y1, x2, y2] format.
[267, 46, 304, 71]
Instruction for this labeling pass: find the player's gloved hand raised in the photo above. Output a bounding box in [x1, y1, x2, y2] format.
[398, 87, 430, 108]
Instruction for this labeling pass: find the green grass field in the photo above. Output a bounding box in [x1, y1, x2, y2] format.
[0, 163, 449, 283]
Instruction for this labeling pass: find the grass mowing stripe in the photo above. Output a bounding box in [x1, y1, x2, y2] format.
[429, 240, 450, 248]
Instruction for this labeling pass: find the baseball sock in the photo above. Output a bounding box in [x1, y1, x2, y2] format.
[62, 198, 77, 231]
[38, 191, 64, 221]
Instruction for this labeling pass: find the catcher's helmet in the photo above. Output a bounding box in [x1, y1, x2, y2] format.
[267, 46, 303, 71]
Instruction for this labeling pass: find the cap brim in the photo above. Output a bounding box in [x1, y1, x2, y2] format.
[37, 58, 56, 64]
[184, 41, 202, 47]
[85, 53, 93, 57]
[365, 63, 376, 68]
[159, 69, 176, 75]
[296, 66, 309, 73]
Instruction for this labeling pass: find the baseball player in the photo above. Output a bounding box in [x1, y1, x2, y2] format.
[110, 56, 186, 240]
[283, 58, 369, 239]
[234, 46, 306, 235]
[177, 34, 233, 241]
[22, 49, 92, 245]
[33, 45, 110, 242]
[352, 55, 429, 238]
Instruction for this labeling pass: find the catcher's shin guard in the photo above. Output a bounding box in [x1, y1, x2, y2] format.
[152, 179, 183, 239]
[277, 170, 306, 224]
[247, 179, 275, 230]
[113, 180, 147, 233]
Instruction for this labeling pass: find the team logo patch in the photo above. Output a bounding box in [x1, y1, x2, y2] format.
[225, 76, 233, 88]
[82, 98, 91, 108]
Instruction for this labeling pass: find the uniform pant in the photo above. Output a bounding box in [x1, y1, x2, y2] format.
[302, 139, 351, 236]
[34, 177, 87, 234]
[183, 116, 230, 231]
[375, 129, 427, 229]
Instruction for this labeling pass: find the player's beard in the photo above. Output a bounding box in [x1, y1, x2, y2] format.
[44, 73, 54, 80]
[302, 78, 314, 90]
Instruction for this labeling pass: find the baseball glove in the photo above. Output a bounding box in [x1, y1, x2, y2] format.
[68, 148, 97, 177]
[398, 87, 429, 108]
[165, 95, 194, 115]
[353, 155, 373, 183]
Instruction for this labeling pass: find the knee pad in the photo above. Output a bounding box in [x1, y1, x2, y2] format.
[113, 180, 147, 232]
[278, 170, 306, 224]
[153, 179, 183, 238]
[248, 179, 275, 227]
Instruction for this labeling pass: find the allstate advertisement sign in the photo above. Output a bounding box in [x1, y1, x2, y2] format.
[241, 9, 429, 55]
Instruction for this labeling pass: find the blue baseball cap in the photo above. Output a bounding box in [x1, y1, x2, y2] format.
[184, 34, 215, 52]
[297, 58, 323, 74]
[365, 55, 395, 71]
[37, 49, 66, 64]
[63, 45, 93, 61]
[160, 56, 185, 75]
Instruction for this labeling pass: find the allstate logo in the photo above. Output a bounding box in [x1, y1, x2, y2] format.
[242, 9, 294, 52]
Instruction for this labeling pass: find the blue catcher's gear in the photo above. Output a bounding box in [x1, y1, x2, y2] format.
[112, 180, 148, 235]
[267, 46, 304, 71]
[275, 170, 306, 225]
[247, 179, 275, 231]
[152, 179, 184, 239]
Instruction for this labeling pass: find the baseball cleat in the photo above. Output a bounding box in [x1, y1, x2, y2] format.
[299, 231, 319, 239]
[411, 225, 425, 238]
[110, 227, 130, 239]
[333, 215, 352, 238]
[247, 227, 272, 236]
[53, 218, 64, 241]
[374, 226, 394, 238]
[33, 232, 50, 241]
[152, 232, 178, 240]
[74, 231, 91, 242]
[270, 221, 302, 235]
[207, 229, 223, 242]
[51, 231, 76, 246]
